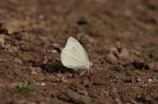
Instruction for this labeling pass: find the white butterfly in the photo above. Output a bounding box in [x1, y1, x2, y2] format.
[61, 37, 93, 74]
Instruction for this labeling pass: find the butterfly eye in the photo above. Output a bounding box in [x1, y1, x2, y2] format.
[73, 47, 76, 51]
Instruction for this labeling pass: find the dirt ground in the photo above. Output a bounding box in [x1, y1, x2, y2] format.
[0, 0, 158, 104]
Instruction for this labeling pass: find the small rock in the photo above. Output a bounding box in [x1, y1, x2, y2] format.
[88, 27, 101, 37]
[67, 74, 73, 79]
[132, 61, 144, 70]
[23, 26, 33, 32]
[39, 35, 47, 42]
[50, 98, 63, 104]
[29, 66, 35, 71]
[56, 78, 60, 82]
[105, 53, 117, 64]
[139, 30, 144, 35]
[0, 58, 6, 62]
[137, 77, 142, 82]
[34, 67, 42, 73]
[0, 34, 11, 40]
[140, 84, 147, 87]
[140, 93, 152, 101]
[113, 98, 122, 104]
[104, 45, 107, 48]
[5, 45, 18, 53]
[58, 90, 92, 104]
[136, 93, 141, 99]
[43, 56, 48, 64]
[77, 33, 97, 45]
[148, 78, 152, 82]
[78, 90, 88, 96]
[41, 82, 46, 86]
[147, 63, 155, 69]
[39, 14, 45, 20]
[152, 76, 157, 82]
[52, 43, 59, 48]
[84, 35, 97, 45]
[92, 75, 107, 85]
[29, 66, 41, 74]
[0, 22, 21, 34]
[57, 73, 62, 78]
[61, 76, 67, 83]
[0, 19, 29, 34]
[10, 82, 23, 89]
[108, 47, 119, 56]
[51, 50, 57, 53]
[31, 71, 37, 75]
[0, 36, 5, 48]
[119, 48, 129, 58]
[56, 74, 67, 83]
[124, 64, 135, 71]
[116, 42, 121, 49]
[104, 91, 109, 96]
[131, 49, 141, 56]
[13, 58, 23, 64]
[20, 32, 30, 41]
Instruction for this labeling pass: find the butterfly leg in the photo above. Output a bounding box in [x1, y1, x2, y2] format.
[79, 70, 86, 77]
[79, 68, 86, 76]
[79, 68, 84, 72]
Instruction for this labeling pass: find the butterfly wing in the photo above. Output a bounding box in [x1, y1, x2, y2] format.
[61, 46, 87, 68]
[66, 37, 89, 62]
[61, 37, 90, 68]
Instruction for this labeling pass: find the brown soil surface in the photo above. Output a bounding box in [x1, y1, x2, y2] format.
[0, 0, 158, 104]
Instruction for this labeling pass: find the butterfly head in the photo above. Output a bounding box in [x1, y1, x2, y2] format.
[86, 60, 93, 68]
[90, 62, 93, 66]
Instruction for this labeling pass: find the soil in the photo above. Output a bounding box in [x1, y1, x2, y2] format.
[0, 0, 158, 104]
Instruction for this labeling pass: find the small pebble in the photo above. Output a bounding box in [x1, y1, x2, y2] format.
[39, 14, 45, 20]
[105, 53, 117, 64]
[137, 77, 142, 82]
[119, 48, 129, 58]
[58, 90, 92, 104]
[104, 45, 107, 48]
[41, 82, 46, 86]
[109, 47, 119, 55]
[139, 30, 144, 35]
[51, 50, 57, 53]
[39, 35, 47, 42]
[31, 71, 37, 75]
[148, 78, 152, 82]
[34, 67, 42, 73]
[52, 43, 59, 47]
